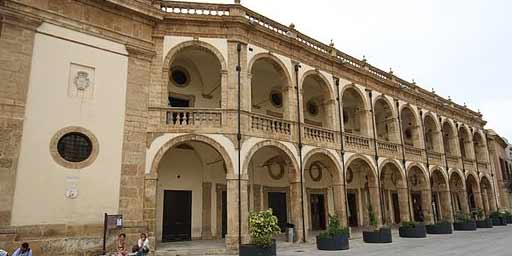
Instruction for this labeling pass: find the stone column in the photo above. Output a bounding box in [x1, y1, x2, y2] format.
[226, 177, 249, 249]
[474, 190, 484, 211]
[398, 187, 411, 222]
[460, 191, 470, 214]
[440, 189, 453, 222]
[143, 176, 158, 249]
[421, 189, 434, 224]
[332, 184, 347, 227]
[0, 12, 41, 227]
[368, 184, 383, 226]
[290, 181, 307, 242]
[202, 182, 212, 240]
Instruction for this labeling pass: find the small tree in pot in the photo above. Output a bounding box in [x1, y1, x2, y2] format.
[453, 212, 477, 231]
[474, 208, 493, 228]
[239, 209, 281, 256]
[316, 215, 349, 251]
[362, 205, 392, 243]
[490, 211, 507, 226]
[399, 221, 427, 238]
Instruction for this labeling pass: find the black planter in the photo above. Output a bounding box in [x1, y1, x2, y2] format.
[316, 233, 349, 251]
[363, 227, 392, 243]
[426, 222, 453, 234]
[491, 217, 507, 226]
[506, 216, 512, 224]
[453, 220, 477, 231]
[239, 240, 276, 256]
[476, 219, 493, 228]
[399, 223, 427, 238]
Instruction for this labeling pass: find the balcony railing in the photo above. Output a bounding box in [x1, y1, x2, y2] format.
[404, 145, 423, 162]
[446, 155, 460, 168]
[477, 161, 488, 171]
[427, 151, 443, 165]
[148, 107, 223, 131]
[463, 159, 475, 171]
[303, 124, 337, 144]
[344, 133, 372, 153]
[377, 140, 401, 158]
[248, 112, 293, 137]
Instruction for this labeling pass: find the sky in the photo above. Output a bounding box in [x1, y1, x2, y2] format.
[183, 0, 512, 140]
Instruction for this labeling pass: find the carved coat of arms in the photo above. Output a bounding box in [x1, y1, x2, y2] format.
[74, 71, 91, 90]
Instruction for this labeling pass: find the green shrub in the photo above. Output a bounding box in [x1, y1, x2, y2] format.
[248, 209, 281, 248]
[368, 205, 378, 228]
[400, 221, 418, 229]
[473, 208, 485, 220]
[454, 212, 473, 224]
[490, 211, 505, 219]
[318, 215, 349, 239]
[504, 210, 512, 218]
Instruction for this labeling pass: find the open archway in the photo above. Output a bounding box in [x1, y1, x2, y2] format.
[442, 121, 458, 157]
[480, 176, 497, 215]
[380, 161, 408, 224]
[424, 114, 442, 153]
[431, 169, 452, 222]
[400, 106, 421, 148]
[342, 87, 370, 136]
[408, 165, 432, 222]
[449, 171, 469, 214]
[473, 132, 487, 164]
[301, 73, 335, 129]
[250, 55, 291, 119]
[374, 97, 399, 142]
[466, 174, 482, 211]
[303, 150, 344, 232]
[345, 156, 380, 227]
[458, 126, 473, 160]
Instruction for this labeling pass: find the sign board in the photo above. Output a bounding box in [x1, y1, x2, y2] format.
[106, 214, 123, 230]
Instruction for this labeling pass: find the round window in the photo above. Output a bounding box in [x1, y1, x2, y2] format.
[171, 68, 189, 87]
[270, 90, 283, 108]
[57, 132, 93, 163]
[307, 100, 319, 116]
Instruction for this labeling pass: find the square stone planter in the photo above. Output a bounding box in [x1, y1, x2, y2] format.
[363, 227, 392, 243]
[399, 223, 427, 238]
[426, 222, 453, 234]
[316, 233, 349, 251]
[453, 220, 477, 231]
[239, 240, 276, 256]
[476, 219, 493, 228]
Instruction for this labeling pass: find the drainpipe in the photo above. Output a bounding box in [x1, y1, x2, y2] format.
[419, 109, 435, 223]
[439, 117, 456, 218]
[334, 77, 349, 228]
[367, 89, 385, 224]
[294, 63, 306, 243]
[396, 99, 413, 221]
[484, 130, 500, 210]
[236, 42, 242, 245]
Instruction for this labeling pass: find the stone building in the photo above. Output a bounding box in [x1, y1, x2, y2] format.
[0, 0, 510, 255]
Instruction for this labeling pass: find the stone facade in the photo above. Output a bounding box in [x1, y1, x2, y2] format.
[0, 1, 510, 255]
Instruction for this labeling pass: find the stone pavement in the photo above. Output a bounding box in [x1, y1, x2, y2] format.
[277, 226, 512, 256]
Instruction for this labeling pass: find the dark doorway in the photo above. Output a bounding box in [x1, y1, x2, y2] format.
[411, 192, 424, 222]
[391, 192, 400, 224]
[467, 186, 476, 210]
[221, 191, 227, 238]
[162, 190, 192, 242]
[432, 193, 440, 222]
[310, 194, 326, 230]
[268, 192, 287, 232]
[347, 192, 358, 227]
[168, 97, 190, 107]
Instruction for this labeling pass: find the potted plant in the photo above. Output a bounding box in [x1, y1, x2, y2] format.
[239, 209, 281, 256]
[490, 211, 507, 226]
[504, 210, 512, 224]
[362, 205, 392, 243]
[399, 221, 427, 238]
[316, 215, 349, 251]
[453, 212, 477, 231]
[426, 219, 453, 234]
[474, 208, 493, 228]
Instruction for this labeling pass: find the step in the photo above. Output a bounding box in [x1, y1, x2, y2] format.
[155, 247, 236, 256]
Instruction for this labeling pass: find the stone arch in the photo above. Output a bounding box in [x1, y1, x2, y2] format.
[423, 112, 440, 131]
[465, 171, 481, 210]
[372, 94, 395, 114]
[431, 167, 449, 187]
[150, 134, 234, 178]
[465, 171, 481, 192]
[407, 162, 429, 185]
[399, 104, 420, 123]
[430, 167, 452, 222]
[449, 168, 466, 189]
[163, 40, 227, 72]
[345, 154, 378, 179]
[340, 83, 369, 109]
[299, 70, 335, 99]
[373, 95, 399, 142]
[248, 52, 292, 84]
[303, 148, 342, 184]
[400, 104, 422, 147]
[379, 158, 405, 179]
[242, 140, 299, 181]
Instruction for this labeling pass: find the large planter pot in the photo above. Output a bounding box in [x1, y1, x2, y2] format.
[506, 216, 512, 224]
[316, 233, 349, 251]
[363, 227, 392, 243]
[476, 219, 493, 228]
[426, 222, 453, 234]
[399, 223, 427, 238]
[239, 240, 276, 256]
[491, 217, 507, 226]
[453, 220, 477, 231]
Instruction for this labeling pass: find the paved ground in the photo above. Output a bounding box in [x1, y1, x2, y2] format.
[278, 226, 512, 256]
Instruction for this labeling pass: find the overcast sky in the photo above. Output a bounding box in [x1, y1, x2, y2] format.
[183, 0, 512, 140]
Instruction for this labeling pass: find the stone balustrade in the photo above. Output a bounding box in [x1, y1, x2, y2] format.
[344, 133, 373, 154]
[161, 1, 231, 16]
[248, 112, 293, 138]
[447, 155, 460, 168]
[427, 151, 443, 166]
[377, 140, 401, 158]
[303, 124, 337, 145]
[404, 145, 424, 162]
